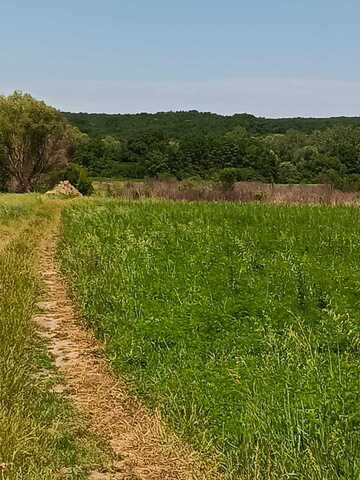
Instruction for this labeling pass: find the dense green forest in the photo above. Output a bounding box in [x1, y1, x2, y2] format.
[66, 111, 360, 188]
[64, 111, 360, 138]
[2, 95, 360, 190]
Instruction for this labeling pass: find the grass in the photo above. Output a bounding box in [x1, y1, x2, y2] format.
[0, 194, 46, 247]
[0, 197, 114, 479]
[91, 178, 360, 205]
[59, 199, 360, 479]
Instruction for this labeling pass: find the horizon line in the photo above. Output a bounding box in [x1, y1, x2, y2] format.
[62, 110, 360, 121]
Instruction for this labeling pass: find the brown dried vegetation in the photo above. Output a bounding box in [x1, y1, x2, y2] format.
[96, 179, 360, 205]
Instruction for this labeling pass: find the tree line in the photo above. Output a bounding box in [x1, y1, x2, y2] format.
[2, 92, 360, 192]
[64, 111, 360, 138]
[72, 125, 360, 188]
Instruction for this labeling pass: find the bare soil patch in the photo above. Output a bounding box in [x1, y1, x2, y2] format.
[34, 220, 218, 480]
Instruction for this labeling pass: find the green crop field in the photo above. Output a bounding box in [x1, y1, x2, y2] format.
[59, 199, 360, 479]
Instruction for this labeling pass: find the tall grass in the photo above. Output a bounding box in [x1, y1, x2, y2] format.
[59, 199, 360, 479]
[94, 179, 360, 205]
[0, 198, 112, 479]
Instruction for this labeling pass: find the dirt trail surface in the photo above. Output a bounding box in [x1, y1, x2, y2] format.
[34, 218, 217, 480]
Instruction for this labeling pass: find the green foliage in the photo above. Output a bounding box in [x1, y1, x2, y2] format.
[144, 150, 170, 177]
[0, 91, 77, 192]
[57, 163, 94, 195]
[278, 161, 300, 183]
[217, 167, 243, 187]
[59, 200, 360, 479]
[72, 136, 125, 177]
[67, 121, 360, 189]
[64, 110, 360, 138]
[0, 102, 360, 187]
[334, 174, 360, 192]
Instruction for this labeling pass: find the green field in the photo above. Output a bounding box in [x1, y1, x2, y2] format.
[59, 199, 360, 479]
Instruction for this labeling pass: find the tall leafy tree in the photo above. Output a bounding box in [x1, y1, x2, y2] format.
[0, 91, 77, 192]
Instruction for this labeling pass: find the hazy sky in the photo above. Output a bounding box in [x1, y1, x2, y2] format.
[2, 0, 360, 116]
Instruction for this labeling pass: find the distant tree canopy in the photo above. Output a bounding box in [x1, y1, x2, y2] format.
[0, 92, 78, 192]
[64, 111, 360, 138]
[71, 128, 279, 182]
[3, 96, 360, 190]
[69, 115, 360, 188]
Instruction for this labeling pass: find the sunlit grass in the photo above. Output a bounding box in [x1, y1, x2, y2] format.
[0, 197, 113, 479]
[59, 199, 360, 479]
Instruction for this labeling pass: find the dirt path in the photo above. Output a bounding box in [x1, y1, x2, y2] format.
[34, 217, 218, 480]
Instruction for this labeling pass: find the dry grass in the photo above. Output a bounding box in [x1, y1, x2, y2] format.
[0, 197, 115, 479]
[94, 179, 360, 205]
[35, 223, 222, 480]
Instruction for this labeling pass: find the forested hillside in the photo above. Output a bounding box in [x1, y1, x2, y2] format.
[65, 111, 360, 188]
[64, 111, 360, 138]
[3, 98, 359, 190]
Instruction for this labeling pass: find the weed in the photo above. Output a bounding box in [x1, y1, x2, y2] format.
[59, 200, 360, 479]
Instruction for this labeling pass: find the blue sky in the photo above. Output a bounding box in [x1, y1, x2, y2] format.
[1, 0, 360, 116]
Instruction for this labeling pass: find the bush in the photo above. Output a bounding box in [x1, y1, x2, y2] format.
[217, 167, 243, 188]
[52, 164, 94, 195]
[335, 174, 360, 192]
[64, 164, 94, 195]
[111, 162, 146, 179]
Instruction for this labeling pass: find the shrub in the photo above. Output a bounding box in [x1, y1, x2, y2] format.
[111, 162, 146, 179]
[54, 163, 94, 195]
[218, 167, 243, 188]
[334, 174, 360, 192]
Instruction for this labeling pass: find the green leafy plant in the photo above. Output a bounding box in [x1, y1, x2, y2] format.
[57, 163, 94, 195]
[59, 200, 360, 479]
